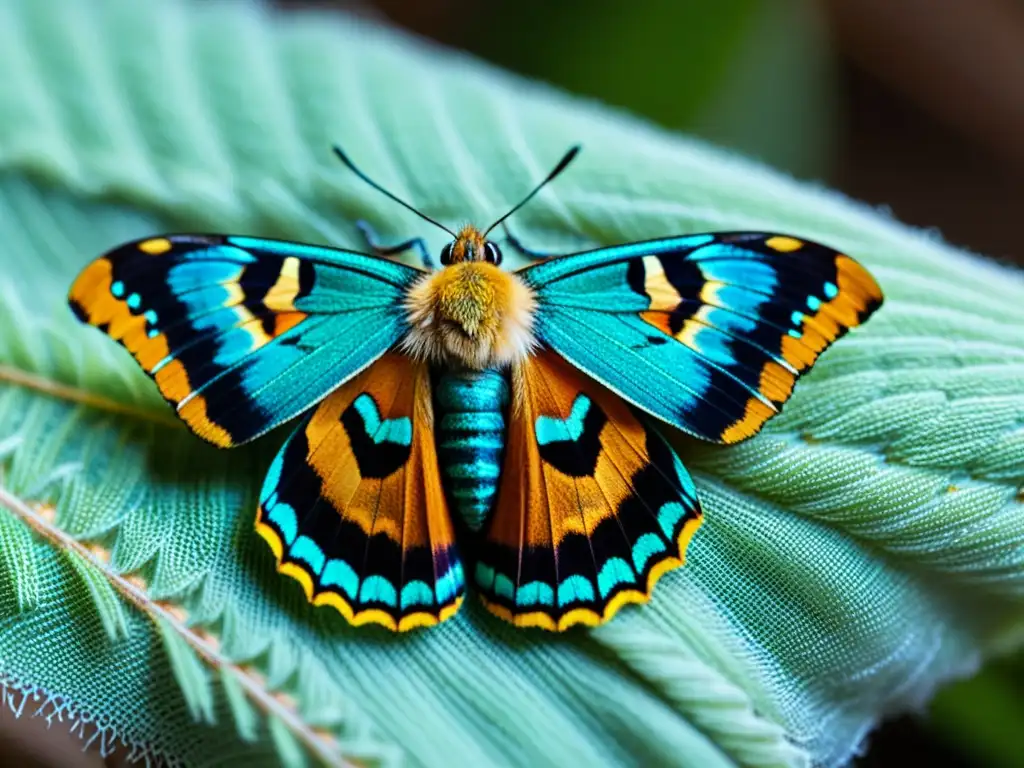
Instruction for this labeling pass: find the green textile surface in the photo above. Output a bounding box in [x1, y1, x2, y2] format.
[1, 0, 1023, 765]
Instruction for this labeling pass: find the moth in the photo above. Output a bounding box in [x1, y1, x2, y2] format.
[68, 146, 883, 631]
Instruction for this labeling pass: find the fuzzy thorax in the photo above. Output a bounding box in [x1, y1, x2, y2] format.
[403, 263, 536, 369]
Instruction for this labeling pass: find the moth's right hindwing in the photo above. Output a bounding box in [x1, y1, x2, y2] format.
[476, 349, 702, 630]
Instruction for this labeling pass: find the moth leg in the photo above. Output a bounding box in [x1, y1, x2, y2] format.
[357, 220, 434, 269]
[501, 222, 559, 262]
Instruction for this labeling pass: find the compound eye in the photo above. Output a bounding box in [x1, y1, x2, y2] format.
[440, 242, 454, 265]
[484, 241, 503, 266]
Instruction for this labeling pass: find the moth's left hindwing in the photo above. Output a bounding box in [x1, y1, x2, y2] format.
[257, 354, 465, 631]
[68, 235, 419, 446]
[522, 232, 883, 444]
[476, 350, 702, 630]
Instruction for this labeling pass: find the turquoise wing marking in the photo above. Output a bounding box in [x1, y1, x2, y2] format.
[520, 235, 715, 285]
[520, 232, 884, 444]
[69, 234, 419, 446]
[535, 394, 591, 445]
[351, 394, 414, 445]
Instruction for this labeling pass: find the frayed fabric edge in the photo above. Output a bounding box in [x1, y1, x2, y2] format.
[0, 667, 177, 768]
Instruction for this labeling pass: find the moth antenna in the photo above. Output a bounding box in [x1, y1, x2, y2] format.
[332, 145, 456, 237]
[483, 145, 581, 237]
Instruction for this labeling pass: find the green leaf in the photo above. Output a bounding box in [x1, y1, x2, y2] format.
[269, 714, 309, 768]
[156, 615, 216, 725]
[220, 667, 259, 744]
[0, 506, 39, 613]
[64, 548, 129, 641]
[0, 0, 1022, 766]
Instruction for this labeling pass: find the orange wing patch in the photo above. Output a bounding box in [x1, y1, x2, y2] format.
[255, 354, 465, 631]
[719, 249, 883, 443]
[476, 350, 702, 630]
[69, 258, 171, 371]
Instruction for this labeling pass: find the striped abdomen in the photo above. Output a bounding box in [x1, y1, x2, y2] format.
[434, 368, 509, 531]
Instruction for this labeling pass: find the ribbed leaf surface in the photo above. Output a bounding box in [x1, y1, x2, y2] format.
[0, 0, 1022, 765]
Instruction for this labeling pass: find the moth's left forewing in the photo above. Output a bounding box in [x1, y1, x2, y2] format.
[68, 235, 419, 447]
[520, 233, 883, 445]
[477, 350, 702, 630]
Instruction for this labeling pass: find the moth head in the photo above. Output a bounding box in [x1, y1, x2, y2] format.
[403, 251, 534, 369]
[328, 145, 580, 369]
[439, 226, 503, 267]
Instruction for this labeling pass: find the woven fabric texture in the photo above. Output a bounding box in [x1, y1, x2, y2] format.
[0, 0, 1022, 765]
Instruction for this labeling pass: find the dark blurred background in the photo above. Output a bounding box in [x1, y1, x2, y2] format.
[2, 1, 1020, 766]
[313, 0, 1024, 271]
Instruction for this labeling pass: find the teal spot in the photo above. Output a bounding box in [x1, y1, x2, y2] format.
[658, 502, 687, 540]
[632, 533, 667, 573]
[400, 580, 434, 609]
[788, 329, 802, 339]
[557, 575, 595, 607]
[474, 562, 495, 590]
[262, 453, 284, 497]
[597, 558, 634, 598]
[824, 281, 838, 299]
[353, 394, 412, 446]
[606, 235, 714, 260]
[321, 559, 359, 599]
[702, 306, 755, 336]
[110, 280, 125, 298]
[359, 575, 397, 607]
[290, 535, 325, 575]
[183, 286, 237, 320]
[790, 310, 804, 326]
[212, 327, 260, 366]
[807, 295, 821, 311]
[266, 502, 298, 546]
[144, 309, 158, 325]
[536, 394, 591, 446]
[439, 429, 504, 449]
[191, 244, 257, 264]
[451, 482, 498, 501]
[446, 461, 501, 480]
[147, 329, 160, 338]
[168, 261, 243, 291]
[126, 293, 141, 310]
[684, 325, 736, 364]
[713, 285, 768, 317]
[436, 566, 459, 603]
[699, 257, 777, 293]
[494, 573, 515, 601]
[452, 560, 465, 587]
[516, 581, 555, 607]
